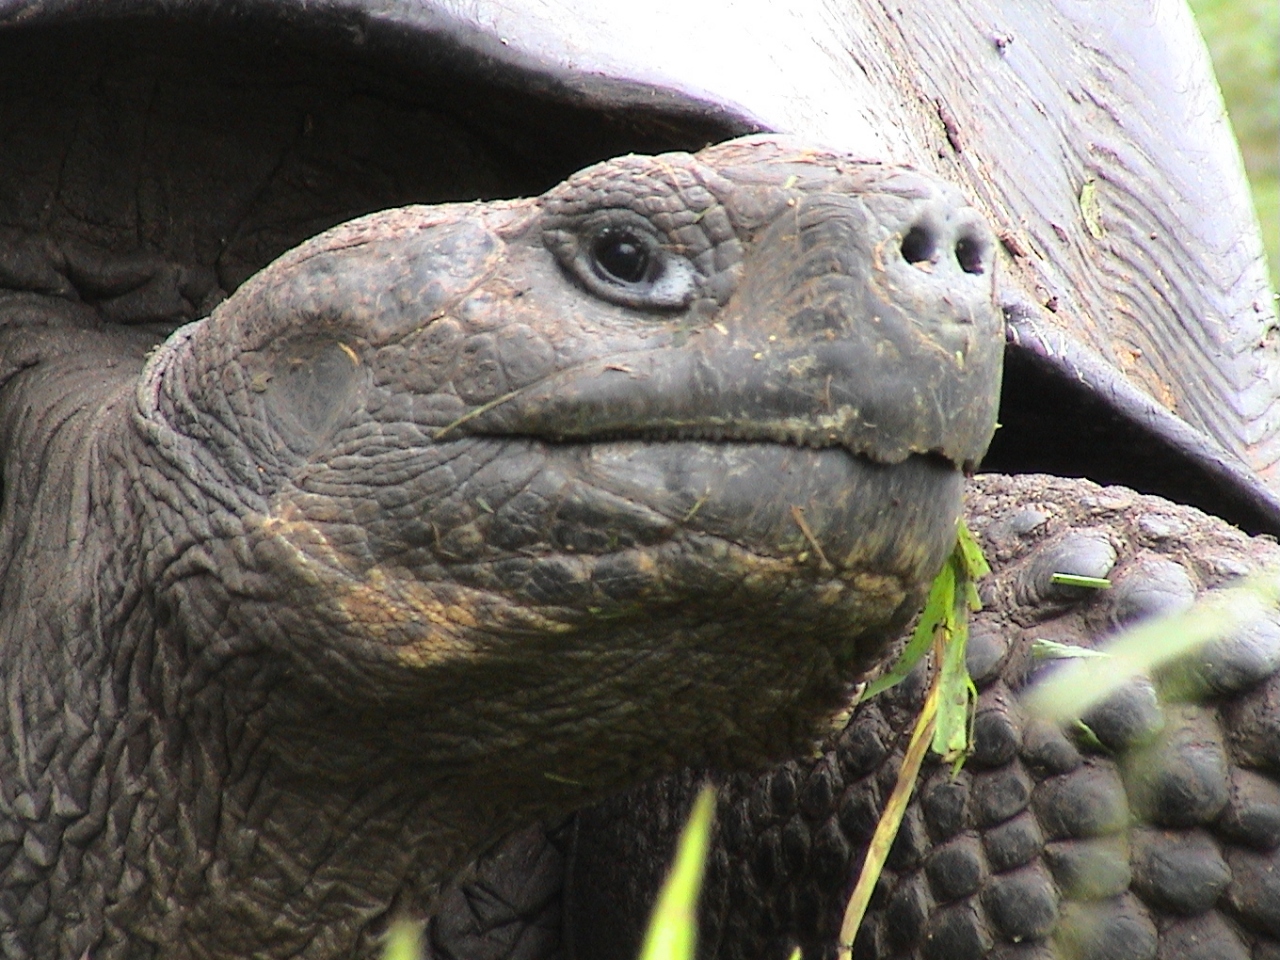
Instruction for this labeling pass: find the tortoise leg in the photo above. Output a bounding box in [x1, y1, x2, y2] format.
[562, 473, 1280, 960]
[420, 822, 571, 960]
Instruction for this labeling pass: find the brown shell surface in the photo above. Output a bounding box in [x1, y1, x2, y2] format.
[864, 1, 1280, 485]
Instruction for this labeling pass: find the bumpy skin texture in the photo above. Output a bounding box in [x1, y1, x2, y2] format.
[0, 139, 1000, 958]
[564, 473, 1280, 960]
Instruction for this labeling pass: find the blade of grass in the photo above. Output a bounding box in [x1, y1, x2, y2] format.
[864, 520, 986, 701]
[954, 518, 991, 583]
[934, 520, 983, 764]
[1030, 638, 1110, 661]
[382, 921, 423, 960]
[838, 519, 988, 956]
[932, 606, 976, 765]
[1024, 576, 1279, 723]
[637, 784, 717, 960]
[862, 561, 953, 700]
[432, 387, 524, 440]
[1049, 573, 1112, 590]
[838, 670, 940, 960]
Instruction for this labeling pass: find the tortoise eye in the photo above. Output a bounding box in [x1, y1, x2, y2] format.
[543, 211, 696, 310]
[590, 228, 655, 285]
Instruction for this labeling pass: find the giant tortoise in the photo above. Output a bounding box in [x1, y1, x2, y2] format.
[0, 2, 1277, 960]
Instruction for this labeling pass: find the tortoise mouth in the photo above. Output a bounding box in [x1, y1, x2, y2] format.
[443, 338, 987, 473]
[469, 418, 908, 462]
[523, 436, 962, 578]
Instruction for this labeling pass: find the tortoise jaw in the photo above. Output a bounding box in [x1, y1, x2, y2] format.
[567, 438, 962, 577]
[447, 324, 993, 473]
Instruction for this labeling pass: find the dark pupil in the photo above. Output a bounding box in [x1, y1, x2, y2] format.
[592, 231, 651, 284]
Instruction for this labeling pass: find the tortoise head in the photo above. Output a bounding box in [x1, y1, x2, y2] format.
[136, 136, 1002, 801]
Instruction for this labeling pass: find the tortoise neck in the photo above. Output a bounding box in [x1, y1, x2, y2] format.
[0, 325, 153, 956]
[0, 325, 150, 659]
[0, 328, 513, 959]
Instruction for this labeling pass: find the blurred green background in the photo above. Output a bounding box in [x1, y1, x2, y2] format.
[1191, 0, 1279, 292]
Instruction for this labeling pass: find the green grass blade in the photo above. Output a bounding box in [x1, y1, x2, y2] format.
[638, 784, 717, 960]
[838, 680, 939, 960]
[1030, 638, 1110, 661]
[955, 519, 991, 581]
[382, 921, 423, 960]
[1049, 572, 1112, 590]
[863, 560, 954, 700]
[1025, 575, 1278, 722]
[865, 520, 987, 701]
[932, 606, 976, 763]
[840, 518, 990, 956]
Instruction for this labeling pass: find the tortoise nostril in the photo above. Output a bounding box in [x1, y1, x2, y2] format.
[901, 224, 937, 266]
[955, 234, 987, 275]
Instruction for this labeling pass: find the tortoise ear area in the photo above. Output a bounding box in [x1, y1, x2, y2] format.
[135, 320, 369, 495]
[242, 337, 368, 456]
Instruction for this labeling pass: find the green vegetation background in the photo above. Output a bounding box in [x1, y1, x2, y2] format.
[1192, 0, 1279, 291]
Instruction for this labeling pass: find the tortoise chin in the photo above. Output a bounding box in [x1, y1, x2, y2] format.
[231, 438, 958, 786]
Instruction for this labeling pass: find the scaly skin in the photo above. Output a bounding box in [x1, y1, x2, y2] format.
[0, 138, 1001, 958]
[563, 474, 1280, 960]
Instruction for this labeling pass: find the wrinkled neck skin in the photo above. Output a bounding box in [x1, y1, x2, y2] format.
[0, 326, 503, 960]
